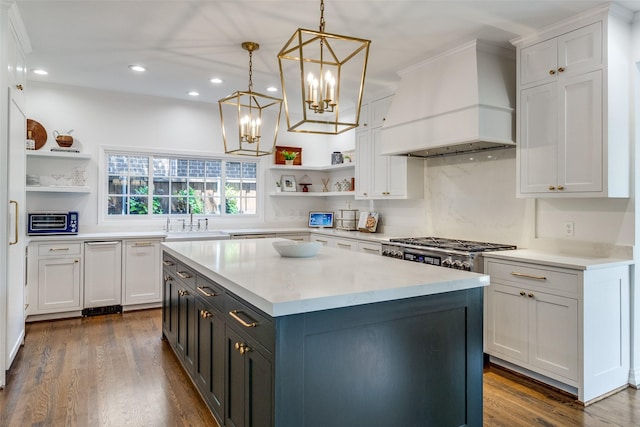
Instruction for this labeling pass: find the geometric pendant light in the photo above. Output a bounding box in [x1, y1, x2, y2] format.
[278, 0, 370, 135]
[219, 42, 283, 156]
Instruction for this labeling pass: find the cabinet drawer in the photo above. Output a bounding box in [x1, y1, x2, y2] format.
[162, 253, 178, 274]
[487, 260, 578, 295]
[225, 293, 275, 353]
[195, 275, 224, 313]
[174, 262, 197, 290]
[38, 242, 82, 257]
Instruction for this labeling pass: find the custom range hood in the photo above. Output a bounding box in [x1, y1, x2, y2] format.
[380, 40, 516, 158]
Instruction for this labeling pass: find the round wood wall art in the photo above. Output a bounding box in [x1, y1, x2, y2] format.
[27, 118, 47, 150]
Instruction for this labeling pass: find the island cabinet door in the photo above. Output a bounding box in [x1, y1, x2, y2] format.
[162, 271, 179, 345]
[176, 286, 197, 375]
[194, 298, 225, 424]
[225, 326, 274, 427]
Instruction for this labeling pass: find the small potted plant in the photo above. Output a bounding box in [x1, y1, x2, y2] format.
[281, 150, 298, 165]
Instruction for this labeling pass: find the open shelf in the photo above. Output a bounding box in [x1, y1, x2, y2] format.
[26, 150, 91, 160]
[269, 191, 354, 197]
[26, 186, 91, 193]
[269, 163, 354, 172]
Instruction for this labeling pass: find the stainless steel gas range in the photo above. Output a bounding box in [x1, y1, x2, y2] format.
[381, 237, 516, 273]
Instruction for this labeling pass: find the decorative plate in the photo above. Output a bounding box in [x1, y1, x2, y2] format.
[27, 119, 47, 150]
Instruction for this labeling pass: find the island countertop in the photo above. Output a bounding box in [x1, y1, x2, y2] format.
[162, 238, 489, 317]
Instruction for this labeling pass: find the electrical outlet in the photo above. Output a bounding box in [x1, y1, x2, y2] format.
[563, 221, 574, 237]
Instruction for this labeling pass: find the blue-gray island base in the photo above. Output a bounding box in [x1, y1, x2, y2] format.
[161, 239, 484, 427]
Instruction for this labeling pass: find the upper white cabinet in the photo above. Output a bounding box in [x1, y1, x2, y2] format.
[520, 22, 602, 87]
[513, 5, 631, 198]
[355, 95, 424, 200]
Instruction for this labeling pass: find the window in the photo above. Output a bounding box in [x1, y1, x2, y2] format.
[107, 153, 258, 217]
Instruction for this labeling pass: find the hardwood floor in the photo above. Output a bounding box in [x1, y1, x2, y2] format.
[1, 309, 638, 426]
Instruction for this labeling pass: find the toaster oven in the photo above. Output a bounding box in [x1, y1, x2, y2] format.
[27, 212, 79, 235]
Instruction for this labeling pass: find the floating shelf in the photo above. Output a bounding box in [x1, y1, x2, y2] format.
[26, 186, 91, 193]
[26, 150, 91, 160]
[269, 191, 354, 197]
[269, 163, 354, 172]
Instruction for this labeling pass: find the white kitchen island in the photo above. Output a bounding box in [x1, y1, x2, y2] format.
[161, 238, 489, 427]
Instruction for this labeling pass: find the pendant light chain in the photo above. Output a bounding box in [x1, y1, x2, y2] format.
[247, 48, 253, 93]
[319, 0, 325, 32]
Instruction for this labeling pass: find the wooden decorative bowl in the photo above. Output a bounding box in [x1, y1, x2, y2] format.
[56, 135, 74, 147]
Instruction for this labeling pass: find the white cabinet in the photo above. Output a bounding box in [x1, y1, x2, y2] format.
[84, 241, 122, 308]
[357, 241, 381, 255]
[514, 8, 630, 198]
[30, 242, 83, 314]
[1, 4, 29, 381]
[355, 96, 424, 200]
[484, 256, 630, 403]
[122, 239, 162, 305]
[520, 22, 602, 87]
[276, 233, 310, 242]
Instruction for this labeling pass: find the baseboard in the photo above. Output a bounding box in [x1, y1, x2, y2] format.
[628, 367, 640, 388]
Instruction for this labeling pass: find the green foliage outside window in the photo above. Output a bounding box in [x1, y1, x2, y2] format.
[225, 185, 239, 214]
[174, 186, 204, 214]
[129, 186, 163, 214]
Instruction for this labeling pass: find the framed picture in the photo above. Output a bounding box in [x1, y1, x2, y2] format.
[358, 211, 379, 233]
[280, 175, 297, 192]
[275, 146, 302, 165]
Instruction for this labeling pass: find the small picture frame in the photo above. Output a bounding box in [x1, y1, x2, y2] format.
[280, 175, 297, 192]
[358, 211, 379, 233]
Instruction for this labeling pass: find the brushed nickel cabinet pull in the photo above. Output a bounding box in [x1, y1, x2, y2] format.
[176, 271, 192, 279]
[200, 310, 212, 319]
[519, 291, 526, 296]
[511, 272, 547, 281]
[162, 260, 175, 266]
[557, 185, 564, 190]
[49, 247, 70, 252]
[197, 286, 217, 297]
[558, 67, 565, 73]
[133, 242, 153, 247]
[178, 289, 188, 297]
[548, 185, 556, 191]
[528, 293, 535, 298]
[549, 69, 556, 75]
[229, 310, 258, 328]
[16, 84, 23, 90]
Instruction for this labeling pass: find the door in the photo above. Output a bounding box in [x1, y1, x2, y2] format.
[123, 240, 161, 304]
[485, 283, 529, 363]
[195, 301, 225, 422]
[519, 82, 558, 194]
[84, 241, 122, 308]
[5, 90, 26, 369]
[38, 257, 82, 312]
[176, 286, 196, 375]
[528, 291, 578, 381]
[559, 70, 602, 193]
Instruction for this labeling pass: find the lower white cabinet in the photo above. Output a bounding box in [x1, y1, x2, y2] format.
[122, 239, 162, 305]
[84, 241, 122, 308]
[358, 241, 381, 256]
[31, 242, 83, 314]
[484, 256, 630, 403]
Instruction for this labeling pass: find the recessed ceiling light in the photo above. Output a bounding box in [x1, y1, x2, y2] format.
[210, 78, 222, 84]
[128, 65, 147, 72]
[32, 69, 48, 75]
[187, 91, 200, 97]
[266, 86, 278, 92]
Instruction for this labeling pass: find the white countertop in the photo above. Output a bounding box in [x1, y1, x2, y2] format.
[483, 249, 634, 270]
[162, 238, 489, 317]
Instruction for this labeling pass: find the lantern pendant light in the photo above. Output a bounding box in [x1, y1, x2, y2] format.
[278, 0, 370, 135]
[219, 42, 283, 156]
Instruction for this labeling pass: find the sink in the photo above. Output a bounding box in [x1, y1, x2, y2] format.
[164, 230, 230, 241]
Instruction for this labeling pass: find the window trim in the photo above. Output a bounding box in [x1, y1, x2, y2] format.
[98, 145, 265, 225]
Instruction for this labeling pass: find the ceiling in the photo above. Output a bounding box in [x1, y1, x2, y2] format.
[16, 0, 640, 105]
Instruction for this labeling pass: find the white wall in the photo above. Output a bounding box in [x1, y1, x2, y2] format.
[26, 82, 340, 232]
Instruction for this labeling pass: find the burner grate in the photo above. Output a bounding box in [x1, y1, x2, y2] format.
[389, 237, 515, 252]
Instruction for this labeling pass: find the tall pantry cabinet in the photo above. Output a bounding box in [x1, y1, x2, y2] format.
[0, 1, 30, 387]
[513, 4, 632, 198]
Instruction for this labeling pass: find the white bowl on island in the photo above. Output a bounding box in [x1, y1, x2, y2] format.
[272, 241, 321, 258]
